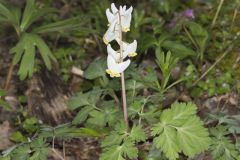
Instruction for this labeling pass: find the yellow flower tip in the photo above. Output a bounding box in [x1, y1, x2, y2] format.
[123, 28, 130, 32]
[106, 69, 121, 78]
[103, 36, 109, 45]
[128, 52, 137, 57]
[107, 23, 110, 26]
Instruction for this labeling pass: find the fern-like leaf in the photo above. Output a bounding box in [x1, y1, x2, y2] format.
[151, 102, 211, 160]
[10, 33, 56, 80]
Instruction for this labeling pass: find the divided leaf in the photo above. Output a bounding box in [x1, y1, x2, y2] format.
[151, 102, 211, 160]
[10, 33, 56, 80]
[210, 126, 239, 160]
[73, 106, 94, 124]
[20, 0, 56, 32]
[33, 17, 82, 34]
[100, 123, 143, 160]
[68, 90, 101, 110]
[39, 123, 100, 138]
[100, 140, 138, 160]
[68, 90, 102, 124]
[129, 125, 146, 143]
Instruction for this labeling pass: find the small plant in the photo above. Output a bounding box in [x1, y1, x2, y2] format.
[0, 0, 80, 85]
[103, 3, 137, 128]
[210, 126, 239, 160]
[1, 123, 99, 159]
[69, 3, 211, 160]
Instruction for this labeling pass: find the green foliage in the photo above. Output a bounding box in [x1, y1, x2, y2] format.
[1, 1, 239, 160]
[20, 0, 55, 33]
[151, 102, 210, 160]
[155, 49, 185, 94]
[128, 99, 160, 123]
[10, 131, 27, 143]
[87, 102, 119, 127]
[22, 117, 39, 134]
[100, 122, 146, 160]
[1, 123, 99, 159]
[84, 58, 107, 80]
[210, 126, 239, 160]
[152, 0, 183, 14]
[155, 49, 178, 88]
[2, 137, 49, 160]
[9, 116, 40, 143]
[208, 113, 240, 134]
[68, 90, 102, 124]
[53, 47, 86, 81]
[138, 33, 157, 52]
[184, 22, 208, 60]
[10, 33, 56, 80]
[184, 64, 235, 97]
[128, 125, 147, 143]
[0, 0, 81, 80]
[100, 140, 138, 160]
[39, 123, 100, 138]
[161, 40, 196, 58]
[147, 145, 168, 160]
[0, 2, 20, 32]
[32, 17, 82, 34]
[129, 66, 158, 90]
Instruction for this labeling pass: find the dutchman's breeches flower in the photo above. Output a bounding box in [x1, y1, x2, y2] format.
[123, 40, 137, 57]
[103, 3, 137, 78]
[106, 3, 133, 32]
[103, 19, 118, 45]
[106, 55, 130, 77]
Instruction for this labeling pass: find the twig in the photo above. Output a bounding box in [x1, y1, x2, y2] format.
[4, 63, 15, 90]
[4, 27, 21, 90]
[52, 136, 65, 160]
[52, 148, 65, 160]
[63, 140, 66, 160]
[118, 12, 129, 130]
[52, 136, 55, 149]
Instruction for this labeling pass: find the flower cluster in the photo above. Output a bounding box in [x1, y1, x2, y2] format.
[103, 3, 137, 78]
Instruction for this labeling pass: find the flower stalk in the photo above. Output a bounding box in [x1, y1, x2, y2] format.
[103, 3, 137, 129]
[118, 12, 129, 129]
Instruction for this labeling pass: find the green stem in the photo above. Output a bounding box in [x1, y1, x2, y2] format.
[183, 25, 199, 51]
[211, 0, 225, 29]
[192, 45, 233, 86]
[162, 78, 186, 94]
[118, 12, 129, 130]
[230, 8, 238, 30]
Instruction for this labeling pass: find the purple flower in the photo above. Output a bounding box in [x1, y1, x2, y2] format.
[184, 9, 195, 19]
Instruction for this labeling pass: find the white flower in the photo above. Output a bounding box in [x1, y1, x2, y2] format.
[105, 3, 133, 32]
[107, 44, 128, 62]
[119, 5, 133, 32]
[106, 9, 116, 26]
[106, 55, 130, 77]
[123, 40, 137, 57]
[111, 3, 118, 14]
[103, 19, 118, 45]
